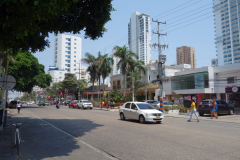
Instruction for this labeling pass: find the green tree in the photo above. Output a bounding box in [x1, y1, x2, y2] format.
[128, 60, 146, 101]
[62, 73, 78, 95]
[100, 54, 114, 95]
[96, 52, 103, 94]
[7, 51, 52, 92]
[82, 53, 98, 92]
[113, 45, 138, 101]
[0, 0, 114, 55]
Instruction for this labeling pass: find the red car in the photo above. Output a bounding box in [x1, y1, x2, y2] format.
[69, 101, 78, 109]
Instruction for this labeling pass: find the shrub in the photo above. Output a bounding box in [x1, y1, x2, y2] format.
[177, 103, 187, 113]
[164, 106, 170, 111]
[115, 102, 120, 106]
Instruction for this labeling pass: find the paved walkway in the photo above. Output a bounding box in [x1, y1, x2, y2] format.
[0, 110, 17, 160]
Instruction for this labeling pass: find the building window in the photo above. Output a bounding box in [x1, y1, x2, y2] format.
[74, 60, 76, 62]
[74, 39, 76, 41]
[227, 77, 235, 84]
[74, 56, 76, 58]
[55, 38, 58, 42]
[55, 60, 57, 63]
[74, 47, 76, 49]
[74, 51, 76, 53]
[60, 72, 62, 74]
[74, 43, 76, 45]
[55, 52, 57, 54]
[55, 47, 57, 50]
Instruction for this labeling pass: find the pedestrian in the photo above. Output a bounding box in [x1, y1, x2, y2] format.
[107, 100, 110, 109]
[210, 100, 216, 119]
[56, 100, 60, 109]
[213, 100, 218, 119]
[100, 101, 103, 109]
[111, 101, 114, 109]
[187, 100, 200, 122]
[17, 102, 21, 113]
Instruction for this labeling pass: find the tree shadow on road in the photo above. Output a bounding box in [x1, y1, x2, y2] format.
[11, 116, 104, 160]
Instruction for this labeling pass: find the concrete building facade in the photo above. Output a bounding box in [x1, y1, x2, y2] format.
[176, 46, 196, 69]
[213, 0, 240, 66]
[128, 11, 151, 65]
[48, 34, 82, 82]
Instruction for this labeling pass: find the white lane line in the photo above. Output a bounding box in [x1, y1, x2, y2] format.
[27, 111, 118, 160]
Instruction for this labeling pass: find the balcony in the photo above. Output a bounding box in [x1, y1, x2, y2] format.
[113, 85, 121, 90]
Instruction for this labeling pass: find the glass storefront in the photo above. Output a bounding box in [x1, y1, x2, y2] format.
[171, 72, 209, 90]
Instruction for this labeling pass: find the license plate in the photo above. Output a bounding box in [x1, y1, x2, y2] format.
[202, 105, 204, 108]
[88, 105, 90, 107]
[156, 116, 161, 119]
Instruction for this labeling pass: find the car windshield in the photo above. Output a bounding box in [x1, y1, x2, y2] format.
[153, 102, 159, 105]
[83, 101, 90, 103]
[10, 101, 18, 104]
[137, 103, 155, 109]
[201, 101, 211, 105]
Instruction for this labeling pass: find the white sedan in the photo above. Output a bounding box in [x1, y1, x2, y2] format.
[119, 102, 164, 124]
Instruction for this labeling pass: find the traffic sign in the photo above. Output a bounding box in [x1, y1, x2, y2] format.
[0, 75, 16, 90]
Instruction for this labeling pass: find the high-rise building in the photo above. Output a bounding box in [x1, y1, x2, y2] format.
[111, 56, 121, 76]
[128, 11, 151, 65]
[176, 46, 196, 69]
[213, 0, 240, 66]
[48, 34, 82, 82]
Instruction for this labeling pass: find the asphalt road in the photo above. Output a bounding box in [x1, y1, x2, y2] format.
[10, 104, 240, 160]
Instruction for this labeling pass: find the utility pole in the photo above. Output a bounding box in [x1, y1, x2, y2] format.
[152, 19, 167, 112]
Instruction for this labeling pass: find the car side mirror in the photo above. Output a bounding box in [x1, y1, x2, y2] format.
[134, 108, 138, 110]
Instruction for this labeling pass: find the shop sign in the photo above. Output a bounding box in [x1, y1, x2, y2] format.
[171, 96, 175, 100]
[67, 94, 73, 100]
[192, 96, 196, 100]
[188, 95, 191, 100]
[174, 100, 179, 104]
[232, 87, 238, 92]
[84, 91, 88, 95]
[175, 97, 178, 100]
[47, 95, 50, 99]
[184, 96, 188, 100]
[225, 87, 240, 93]
[166, 96, 168, 100]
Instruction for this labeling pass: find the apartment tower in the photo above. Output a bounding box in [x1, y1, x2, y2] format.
[128, 12, 151, 65]
[48, 34, 82, 82]
[213, 0, 240, 66]
[176, 46, 196, 69]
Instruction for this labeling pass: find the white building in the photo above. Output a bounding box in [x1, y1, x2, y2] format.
[111, 56, 121, 76]
[48, 34, 82, 81]
[213, 0, 240, 66]
[128, 12, 151, 65]
[162, 63, 240, 107]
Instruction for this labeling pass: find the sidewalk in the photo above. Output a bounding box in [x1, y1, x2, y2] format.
[0, 110, 17, 160]
[165, 113, 240, 124]
[93, 106, 119, 112]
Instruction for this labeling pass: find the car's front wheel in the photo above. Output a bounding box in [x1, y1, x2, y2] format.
[156, 121, 161, 124]
[229, 109, 234, 115]
[199, 113, 204, 116]
[77, 105, 80, 109]
[120, 113, 125, 120]
[139, 115, 145, 124]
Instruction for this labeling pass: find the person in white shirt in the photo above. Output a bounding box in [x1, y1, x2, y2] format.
[17, 102, 21, 113]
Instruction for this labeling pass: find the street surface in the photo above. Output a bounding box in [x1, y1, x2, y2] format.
[10, 104, 240, 160]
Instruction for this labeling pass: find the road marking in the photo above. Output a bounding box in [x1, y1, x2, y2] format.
[27, 111, 119, 160]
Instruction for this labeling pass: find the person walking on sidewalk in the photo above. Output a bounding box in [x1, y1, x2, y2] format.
[212, 100, 218, 119]
[17, 102, 21, 113]
[187, 100, 200, 122]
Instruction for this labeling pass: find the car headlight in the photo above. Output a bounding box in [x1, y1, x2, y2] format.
[146, 113, 152, 117]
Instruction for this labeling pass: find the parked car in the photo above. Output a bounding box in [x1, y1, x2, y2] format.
[44, 102, 50, 106]
[69, 101, 78, 108]
[27, 101, 33, 105]
[21, 101, 26, 104]
[77, 100, 93, 109]
[64, 100, 71, 106]
[151, 101, 177, 110]
[9, 101, 18, 108]
[197, 99, 234, 116]
[141, 100, 157, 104]
[38, 101, 45, 106]
[119, 102, 164, 124]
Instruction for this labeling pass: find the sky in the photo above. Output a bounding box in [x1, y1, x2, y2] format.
[9, 0, 216, 98]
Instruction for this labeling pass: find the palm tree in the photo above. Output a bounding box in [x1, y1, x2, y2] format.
[95, 52, 103, 97]
[113, 45, 138, 101]
[128, 60, 146, 101]
[81, 52, 97, 92]
[100, 54, 114, 96]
